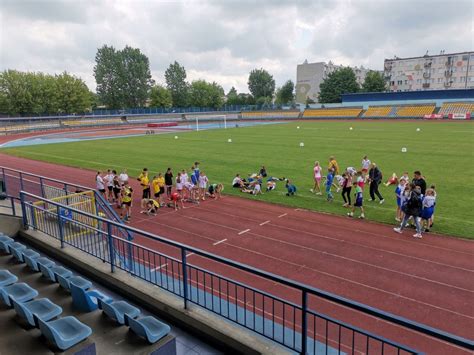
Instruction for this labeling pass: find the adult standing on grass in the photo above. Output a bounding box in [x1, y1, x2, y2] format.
[310, 161, 322, 195]
[412, 171, 427, 195]
[164, 168, 173, 197]
[368, 163, 384, 204]
[393, 183, 423, 238]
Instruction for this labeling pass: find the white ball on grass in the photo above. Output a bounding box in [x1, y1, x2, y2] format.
[401, 147, 407, 153]
[349, 127, 353, 130]
[299, 142, 304, 147]
[228, 138, 232, 143]
[416, 128, 420, 132]
[297, 126, 300, 129]
[174, 136, 178, 139]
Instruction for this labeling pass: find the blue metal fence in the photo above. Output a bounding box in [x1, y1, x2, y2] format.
[16, 190, 474, 354]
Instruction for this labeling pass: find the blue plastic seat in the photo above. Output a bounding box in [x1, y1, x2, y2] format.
[26, 256, 55, 272]
[70, 283, 112, 312]
[7, 242, 26, 255]
[0, 235, 14, 251]
[17, 249, 40, 263]
[12, 297, 62, 327]
[0, 282, 39, 307]
[125, 314, 171, 344]
[37, 315, 92, 351]
[57, 274, 92, 292]
[98, 299, 140, 325]
[0, 270, 18, 287]
[39, 264, 72, 283]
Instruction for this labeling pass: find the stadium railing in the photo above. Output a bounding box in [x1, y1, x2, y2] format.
[9, 184, 473, 353]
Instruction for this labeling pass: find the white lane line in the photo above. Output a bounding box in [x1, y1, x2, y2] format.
[238, 229, 250, 235]
[259, 220, 270, 226]
[213, 238, 227, 246]
[278, 213, 287, 218]
[151, 263, 168, 272]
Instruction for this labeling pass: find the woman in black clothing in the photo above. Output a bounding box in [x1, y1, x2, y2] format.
[164, 168, 173, 197]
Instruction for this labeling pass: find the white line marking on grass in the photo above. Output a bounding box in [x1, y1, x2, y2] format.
[213, 238, 227, 246]
[151, 263, 168, 272]
[238, 229, 250, 235]
[259, 220, 270, 226]
[278, 213, 287, 218]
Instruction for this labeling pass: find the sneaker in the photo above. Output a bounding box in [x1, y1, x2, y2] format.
[347, 212, 353, 217]
[310, 189, 314, 193]
[413, 233, 423, 239]
[395, 217, 401, 222]
[316, 192, 322, 195]
[359, 214, 365, 219]
[393, 227, 402, 234]
[342, 203, 349, 207]
[424, 228, 430, 233]
[379, 199, 385, 204]
[336, 188, 341, 193]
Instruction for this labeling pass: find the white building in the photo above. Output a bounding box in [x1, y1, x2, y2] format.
[295, 60, 374, 103]
[384, 51, 474, 92]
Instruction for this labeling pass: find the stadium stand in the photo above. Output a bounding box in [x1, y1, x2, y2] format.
[241, 110, 300, 119]
[438, 102, 474, 116]
[62, 118, 124, 127]
[363, 106, 393, 117]
[303, 107, 363, 117]
[394, 104, 435, 117]
[0, 122, 61, 134]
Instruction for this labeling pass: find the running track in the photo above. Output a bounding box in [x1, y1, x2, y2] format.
[0, 153, 472, 354]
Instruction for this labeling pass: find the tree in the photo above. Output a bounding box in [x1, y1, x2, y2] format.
[318, 67, 359, 103]
[55, 72, 92, 113]
[149, 85, 172, 108]
[188, 80, 224, 109]
[275, 80, 295, 105]
[165, 61, 188, 107]
[362, 71, 386, 92]
[226, 86, 239, 106]
[0, 70, 90, 115]
[94, 44, 153, 109]
[247, 68, 275, 101]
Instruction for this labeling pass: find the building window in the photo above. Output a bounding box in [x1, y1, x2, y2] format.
[452, 77, 457, 82]
[404, 80, 408, 84]
[470, 65, 474, 70]
[437, 78, 442, 83]
[417, 79, 422, 84]
[452, 67, 457, 72]
[460, 77, 466, 82]
[469, 77, 474, 82]
[397, 80, 403, 85]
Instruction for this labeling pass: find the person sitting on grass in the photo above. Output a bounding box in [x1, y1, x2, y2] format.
[266, 180, 276, 192]
[208, 183, 224, 199]
[347, 185, 365, 219]
[232, 174, 246, 188]
[259, 165, 268, 178]
[384, 173, 399, 187]
[285, 179, 297, 196]
[242, 182, 262, 195]
[140, 199, 160, 216]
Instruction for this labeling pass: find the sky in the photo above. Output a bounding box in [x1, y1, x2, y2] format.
[1, 0, 473, 94]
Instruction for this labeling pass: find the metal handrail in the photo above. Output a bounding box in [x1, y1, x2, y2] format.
[19, 190, 474, 351]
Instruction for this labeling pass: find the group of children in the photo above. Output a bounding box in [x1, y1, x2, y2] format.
[232, 165, 297, 196]
[95, 162, 223, 223]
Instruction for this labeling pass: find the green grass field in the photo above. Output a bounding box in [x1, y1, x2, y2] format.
[2, 120, 473, 238]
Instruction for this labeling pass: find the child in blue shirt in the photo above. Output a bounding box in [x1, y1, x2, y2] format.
[285, 179, 297, 196]
[347, 185, 365, 219]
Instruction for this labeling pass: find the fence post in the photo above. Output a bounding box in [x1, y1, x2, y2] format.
[39, 177, 45, 197]
[19, 172, 25, 190]
[10, 197, 16, 216]
[181, 248, 189, 309]
[20, 192, 28, 228]
[301, 290, 308, 355]
[107, 222, 115, 273]
[1, 168, 7, 194]
[56, 205, 64, 248]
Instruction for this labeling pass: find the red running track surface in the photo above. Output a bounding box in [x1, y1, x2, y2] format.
[0, 153, 472, 354]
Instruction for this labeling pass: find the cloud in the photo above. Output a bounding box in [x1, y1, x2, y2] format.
[0, 0, 472, 94]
